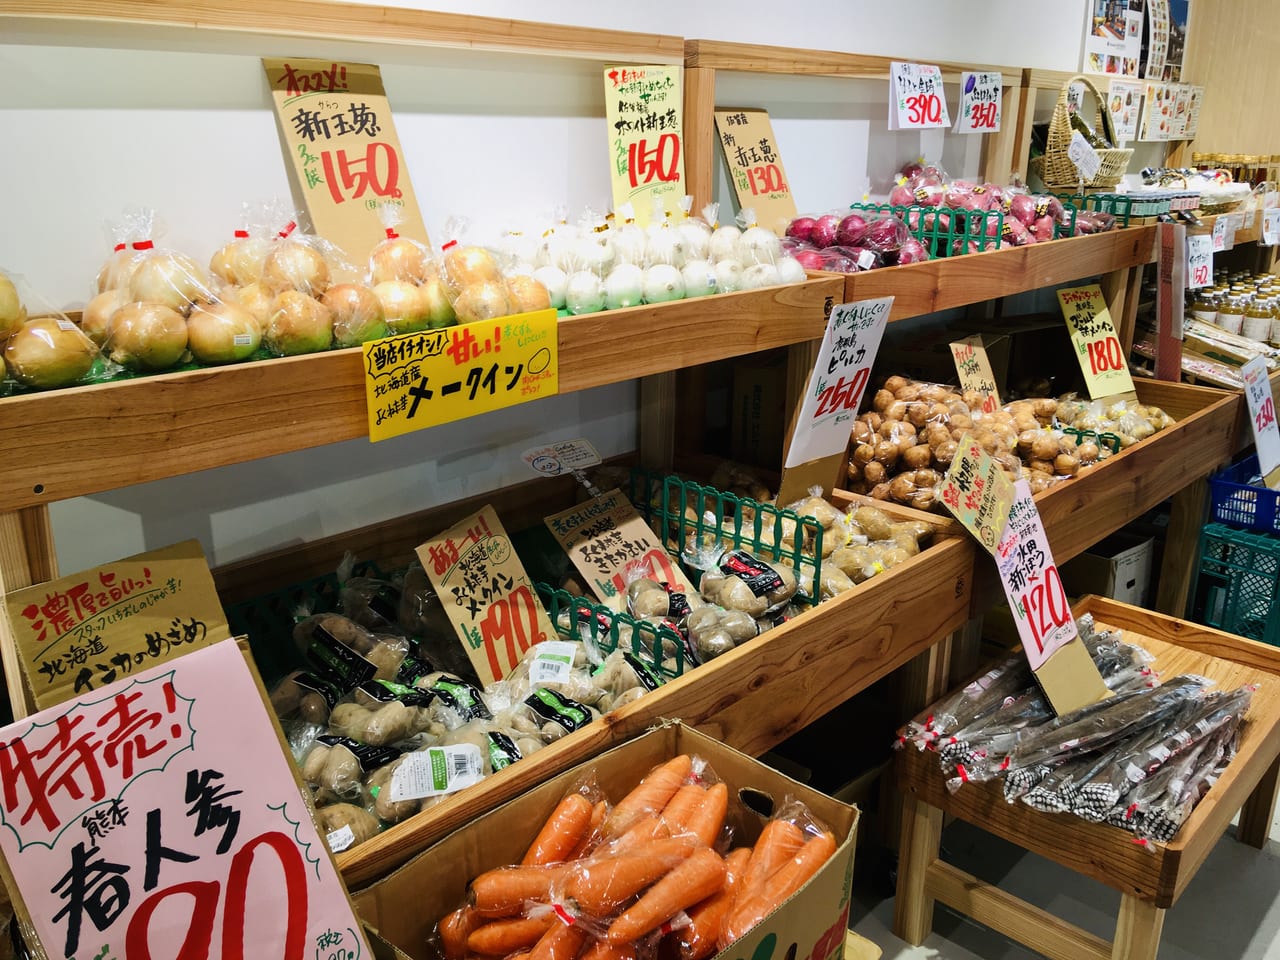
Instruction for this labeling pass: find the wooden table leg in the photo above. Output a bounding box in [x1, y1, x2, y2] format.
[0, 505, 58, 721]
[1154, 478, 1209, 618]
[1111, 895, 1165, 960]
[1237, 754, 1280, 849]
[893, 795, 943, 946]
[947, 616, 985, 689]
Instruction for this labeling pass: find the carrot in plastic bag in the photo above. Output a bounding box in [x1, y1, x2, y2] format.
[606, 847, 727, 943]
[524, 793, 597, 865]
[529, 919, 588, 960]
[610, 815, 671, 853]
[678, 847, 750, 960]
[467, 915, 557, 955]
[735, 819, 806, 906]
[720, 831, 837, 946]
[567, 800, 610, 861]
[684, 782, 729, 848]
[660, 783, 706, 832]
[607, 755, 693, 834]
[581, 940, 636, 960]
[472, 863, 571, 917]
[565, 836, 699, 916]
[438, 905, 483, 960]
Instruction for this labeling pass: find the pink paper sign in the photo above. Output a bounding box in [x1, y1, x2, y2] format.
[0, 639, 370, 960]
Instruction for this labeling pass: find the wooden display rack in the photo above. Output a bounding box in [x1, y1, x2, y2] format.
[893, 595, 1280, 960]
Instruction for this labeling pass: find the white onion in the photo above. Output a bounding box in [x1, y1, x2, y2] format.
[322, 284, 388, 347]
[373, 281, 429, 334]
[210, 237, 272, 286]
[645, 228, 687, 268]
[739, 226, 782, 266]
[263, 242, 330, 297]
[369, 237, 432, 285]
[709, 225, 742, 262]
[535, 230, 576, 270]
[678, 220, 712, 262]
[777, 256, 808, 285]
[106, 302, 188, 371]
[680, 260, 718, 298]
[741, 263, 781, 290]
[4, 317, 97, 388]
[0, 274, 28, 342]
[266, 291, 334, 356]
[565, 271, 605, 315]
[572, 234, 616, 275]
[532, 266, 568, 309]
[96, 248, 146, 294]
[187, 300, 262, 364]
[642, 264, 685, 304]
[604, 264, 644, 310]
[82, 289, 127, 346]
[496, 231, 538, 268]
[714, 259, 744, 293]
[612, 223, 648, 265]
[128, 253, 208, 312]
[454, 281, 513, 324]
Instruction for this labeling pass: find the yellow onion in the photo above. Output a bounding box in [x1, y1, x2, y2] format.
[373, 281, 429, 335]
[454, 281, 513, 324]
[441, 245, 501, 299]
[106, 302, 188, 371]
[228, 281, 275, 328]
[4, 317, 97, 388]
[96, 248, 146, 294]
[128, 252, 208, 313]
[506, 275, 552, 314]
[82, 289, 128, 346]
[263, 242, 330, 296]
[323, 284, 389, 347]
[0, 274, 27, 342]
[187, 300, 262, 364]
[210, 237, 273, 286]
[370, 237, 433, 285]
[421, 276, 456, 328]
[266, 291, 333, 356]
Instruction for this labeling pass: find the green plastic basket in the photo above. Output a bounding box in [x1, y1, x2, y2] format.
[848, 202, 1003, 258]
[628, 469, 824, 608]
[1053, 191, 1134, 227]
[1191, 523, 1280, 646]
[536, 584, 686, 679]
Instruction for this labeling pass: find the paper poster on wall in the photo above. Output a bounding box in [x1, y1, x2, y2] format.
[1083, 0, 1143, 78]
[1184, 85, 1204, 137]
[1139, 82, 1174, 140]
[1144, 0, 1170, 80]
[1107, 79, 1143, 142]
[0, 639, 372, 960]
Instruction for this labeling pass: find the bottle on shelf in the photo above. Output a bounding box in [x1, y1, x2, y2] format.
[1191, 290, 1218, 326]
[1243, 295, 1272, 341]
[1217, 295, 1246, 336]
[1069, 110, 1113, 151]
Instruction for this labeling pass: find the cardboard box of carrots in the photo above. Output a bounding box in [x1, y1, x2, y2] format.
[353, 723, 859, 960]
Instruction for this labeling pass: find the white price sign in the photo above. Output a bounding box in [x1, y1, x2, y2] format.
[784, 297, 892, 468]
[522, 438, 602, 477]
[1263, 208, 1280, 247]
[954, 71, 1001, 133]
[996, 481, 1078, 671]
[889, 62, 950, 130]
[1067, 132, 1102, 182]
[1212, 218, 1228, 252]
[1242, 356, 1280, 488]
[1186, 233, 1213, 289]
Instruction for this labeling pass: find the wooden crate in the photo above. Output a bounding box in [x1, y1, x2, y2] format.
[893, 595, 1280, 960]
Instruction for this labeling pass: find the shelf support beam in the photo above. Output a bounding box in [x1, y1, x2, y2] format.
[0, 506, 57, 720]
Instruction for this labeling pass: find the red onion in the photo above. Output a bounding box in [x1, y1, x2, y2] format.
[889, 183, 915, 207]
[865, 217, 908, 252]
[897, 239, 929, 264]
[836, 213, 869, 246]
[786, 216, 817, 242]
[811, 214, 841, 248]
[792, 249, 828, 271]
[900, 160, 924, 180]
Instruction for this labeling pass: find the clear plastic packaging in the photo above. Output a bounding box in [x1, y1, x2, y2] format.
[95, 209, 152, 295]
[2, 272, 101, 389]
[369, 203, 435, 285]
[209, 203, 274, 288]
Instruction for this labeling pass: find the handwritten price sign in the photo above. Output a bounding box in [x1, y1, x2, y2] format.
[363, 309, 558, 443]
[1263, 208, 1280, 247]
[954, 71, 1001, 133]
[714, 109, 798, 233]
[1186, 233, 1213, 289]
[603, 65, 685, 226]
[939, 434, 1017, 553]
[785, 297, 892, 469]
[1242, 356, 1280, 488]
[1057, 284, 1136, 399]
[950, 336, 1001, 413]
[889, 62, 951, 130]
[0, 640, 371, 960]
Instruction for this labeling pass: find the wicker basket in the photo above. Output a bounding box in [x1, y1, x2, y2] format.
[1031, 74, 1132, 191]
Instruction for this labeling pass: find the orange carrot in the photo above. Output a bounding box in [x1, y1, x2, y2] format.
[568, 800, 610, 860]
[565, 836, 699, 916]
[735, 819, 807, 907]
[438, 905, 482, 960]
[529, 920, 587, 960]
[607, 755, 693, 834]
[606, 847, 727, 944]
[467, 915, 557, 955]
[523, 793, 597, 866]
[683, 782, 728, 847]
[659, 783, 706, 831]
[610, 815, 671, 853]
[720, 832, 838, 946]
[581, 940, 636, 960]
[472, 863, 570, 917]
[678, 848, 751, 960]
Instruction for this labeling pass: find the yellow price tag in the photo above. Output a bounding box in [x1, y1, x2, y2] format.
[1057, 284, 1135, 400]
[363, 309, 558, 442]
[603, 65, 685, 226]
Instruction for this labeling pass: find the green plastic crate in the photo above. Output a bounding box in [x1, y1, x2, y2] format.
[848, 202, 1003, 258]
[1191, 523, 1280, 646]
[1053, 191, 1134, 227]
[536, 584, 686, 679]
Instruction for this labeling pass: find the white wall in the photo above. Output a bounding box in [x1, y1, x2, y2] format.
[0, 0, 1094, 573]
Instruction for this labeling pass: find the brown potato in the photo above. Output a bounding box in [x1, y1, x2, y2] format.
[1028, 458, 1055, 475]
[872, 388, 895, 412]
[873, 440, 900, 467]
[863, 461, 886, 485]
[1054, 454, 1080, 476]
[1031, 435, 1061, 462]
[889, 476, 918, 504]
[863, 412, 884, 433]
[316, 803, 380, 849]
[850, 420, 874, 445]
[869, 482, 891, 501]
[902, 445, 933, 470]
[853, 506, 895, 541]
[884, 375, 910, 394]
[933, 440, 959, 466]
[885, 400, 909, 421]
[913, 468, 941, 488]
[852, 442, 876, 466]
[366, 758, 422, 823]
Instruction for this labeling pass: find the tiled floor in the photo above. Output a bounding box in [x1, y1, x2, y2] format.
[850, 810, 1280, 959]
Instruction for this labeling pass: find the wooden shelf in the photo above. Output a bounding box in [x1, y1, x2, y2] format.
[0, 0, 684, 62]
[0, 276, 840, 512]
[684, 39, 1017, 83]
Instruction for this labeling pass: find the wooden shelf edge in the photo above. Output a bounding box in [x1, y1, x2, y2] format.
[0, 0, 685, 62]
[684, 38, 1019, 81]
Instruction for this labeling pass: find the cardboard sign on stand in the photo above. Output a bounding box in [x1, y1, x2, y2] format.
[950, 335, 1001, 413]
[1056, 284, 1136, 400]
[778, 297, 892, 506]
[713, 108, 798, 233]
[1241, 356, 1280, 489]
[603, 65, 685, 226]
[263, 58, 429, 258]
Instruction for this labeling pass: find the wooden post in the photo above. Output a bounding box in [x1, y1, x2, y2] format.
[682, 65, 718, 214]
[1111, 895, 1165, 960]
[1237, 755, 1280, 850]
[0, 505, 58, 720]
[1009, 70, 1039, 183]
[947, 616, 985, 688]
[1154, 479, 1209, 618]
[893, 795, 943, 945]
[639, 375, 678, 470]
[981, 83, 1023, 185]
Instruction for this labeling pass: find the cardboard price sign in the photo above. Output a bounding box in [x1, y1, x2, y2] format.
[714, 109, 797, 233]
[5, 540, 230, 712]
[544, 490, 695, 611]
[418, 506, 557, 686]
[603, 65, 685, 226]
[0, 639, 371, 960]
[522, 438, 602, 478]
[889, 62, 950, 130]
[1057, 284, 1136, 399]
[1241, 356, 1280, 488]
[1186, 233, 1212, 289]
[953, 71, 1001, 134]
[363, 309, 558, 442]
[949, 336, 1001, 413]
[939, 434, 1017, 554]
[263, 58, 428, 259]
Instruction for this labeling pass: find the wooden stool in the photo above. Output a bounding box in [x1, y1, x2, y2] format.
[891, 597, 1280, 960]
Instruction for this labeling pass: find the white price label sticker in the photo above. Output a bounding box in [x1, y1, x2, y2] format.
[1263, 208, 1280, 246]
[1186, 234, 1212, 289]
[784, 297, 892, 468]
[326, 825, 355, 853]
[996, 481, 1078, 671]
[390, 744, 485, 801]
[1242, 356, 1280, 486]
[889, 62, 950, 130]
[954, 71, 1001, 134]
[528, 640, 578, 687]
[1067, 132, 1103, 182]
[1212, 218, 1227, 253]
[523, 438, 602, 477]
